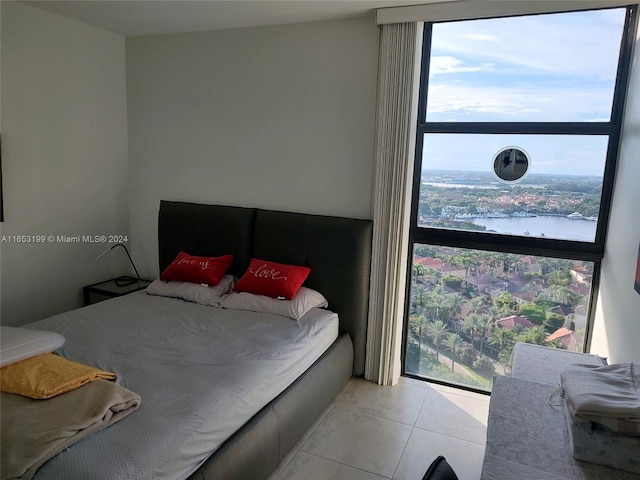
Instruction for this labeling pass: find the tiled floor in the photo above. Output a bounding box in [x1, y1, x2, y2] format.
[268, 376, 490, 480]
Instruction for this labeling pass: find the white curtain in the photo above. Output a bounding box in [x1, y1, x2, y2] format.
[365, 22, 421, 386]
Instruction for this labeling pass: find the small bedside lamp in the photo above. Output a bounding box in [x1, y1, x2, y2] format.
[96, 243, 141, 286]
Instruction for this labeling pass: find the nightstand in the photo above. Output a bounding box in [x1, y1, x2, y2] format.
[83, 277, 152, 306]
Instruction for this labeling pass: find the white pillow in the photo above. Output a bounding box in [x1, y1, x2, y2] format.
[0, 327, 65, 367]
[146, 275, 235, 306]
[219, 287, 328, 320]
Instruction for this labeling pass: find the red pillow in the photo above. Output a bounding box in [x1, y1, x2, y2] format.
[160, 252, 233, 286]
[233, 258, 311, 300]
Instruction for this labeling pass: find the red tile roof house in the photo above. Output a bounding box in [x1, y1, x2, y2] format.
[495, 315, 535, 330]
[570, 265, 594, 284]
[414, 256, 444, 269]
[547, 327, 584, 352]
[414, 257, 466, 276]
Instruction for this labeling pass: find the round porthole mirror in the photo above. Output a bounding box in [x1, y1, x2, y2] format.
[492, 147, 531, 183]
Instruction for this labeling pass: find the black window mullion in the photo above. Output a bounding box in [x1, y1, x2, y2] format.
[420, 122, 616, 136]
[409, 22, 433, 234]
[410, 227, 604, 262]
[594, 4, 638, 246]
[610, 5, 638, 127]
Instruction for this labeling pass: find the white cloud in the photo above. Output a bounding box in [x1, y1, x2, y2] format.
[431, 9, 625, 81]
[429, 56, 492, 76]
[421, 134, 608, 176]
[463, 33, 498, 42]
[426, 83, 613, 122]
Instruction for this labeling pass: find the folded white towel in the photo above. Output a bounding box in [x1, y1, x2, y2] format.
[561, 362, 640, 434]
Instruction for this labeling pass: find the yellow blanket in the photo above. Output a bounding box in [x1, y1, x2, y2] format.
[0, 353, 116, 399]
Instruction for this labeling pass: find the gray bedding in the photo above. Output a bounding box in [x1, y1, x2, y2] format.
[2, 379, 141, 480]
[24, 291, 339, 480]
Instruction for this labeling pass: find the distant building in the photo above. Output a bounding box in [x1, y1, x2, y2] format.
[486, 286, 507, 299]
[547, 327, 583, 352]
[415, 257, 443, 269]
[570, 265, 593, 285]
[548, 305, 573, 317]
[512, 291, 537, 308]
[459, 304, 491, 320]
[566, 304, 588, 330]
[495, 315, 534, 330]
[569, 283, 591, 296]
[520, 256, 542, 274]
[414, 257, 466, 277]
[462, 274, 508, 295]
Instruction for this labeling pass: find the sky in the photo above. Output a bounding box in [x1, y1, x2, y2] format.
[421, 7, 626, 176]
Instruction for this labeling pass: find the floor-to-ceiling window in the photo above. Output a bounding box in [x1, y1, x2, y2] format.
[403, 5, 637, 392]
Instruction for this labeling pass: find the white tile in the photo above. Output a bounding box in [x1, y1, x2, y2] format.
[267, 448, 298, 480]
[269, 375, 491, 480]
[429, 381, 491, 400]
[268, 378, 354, 480]
[398, 376, 432, 390]
[289, 376, 355, 450]
[275, 451, 388, 480]
[300, 406, 412, 478]
[415, 389, 489, 444]
[393, 429, 485, 480]
[335, 377, 430, 426]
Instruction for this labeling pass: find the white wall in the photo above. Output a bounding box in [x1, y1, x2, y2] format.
[0, 2, 129, 326]
[590, 22, 640, 363]
[125, 18, 379, 277]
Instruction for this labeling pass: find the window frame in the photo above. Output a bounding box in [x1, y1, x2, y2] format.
[402, 5, 638, 390]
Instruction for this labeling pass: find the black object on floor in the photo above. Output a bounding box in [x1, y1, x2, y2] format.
[422, 455, 459, 480]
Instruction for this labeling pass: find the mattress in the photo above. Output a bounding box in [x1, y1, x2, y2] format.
[24, 291, 339, 480]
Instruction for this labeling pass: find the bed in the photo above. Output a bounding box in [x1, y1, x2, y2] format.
[5, 200, 373, 480]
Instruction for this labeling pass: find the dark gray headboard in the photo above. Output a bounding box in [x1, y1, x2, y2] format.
[158, 200, 373, 376]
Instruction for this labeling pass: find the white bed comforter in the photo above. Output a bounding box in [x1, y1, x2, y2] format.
[24, 291, 338, 480]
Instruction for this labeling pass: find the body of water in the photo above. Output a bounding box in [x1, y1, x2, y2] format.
[471, 215, 597, 242]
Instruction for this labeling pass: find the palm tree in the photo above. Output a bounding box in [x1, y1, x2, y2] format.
[413, 263, 426, 281]
[425, 267, 442, 284]
[413, 285, 429, 314]
[477, 314, 494, 358]
[489, 328, 516, 353]
[493, 291, 514, 315]
[488, 305, 502, 325]
[444, 332, 465, 371]
[547, 338, 564, 349]
[426, 320, 448, 363]
[463, 313, 485, 360]
[431, 291, 450, 322]
[518, 325, 549, 346]
[448, 293, 463, 316]
[468, 296, 485, 314]
[455, 252, 480, 277]
[411, 314, 429, 372]
[413, 314, 429, 355]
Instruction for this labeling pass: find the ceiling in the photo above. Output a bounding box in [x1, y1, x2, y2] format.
[22, 0, 444, 37]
